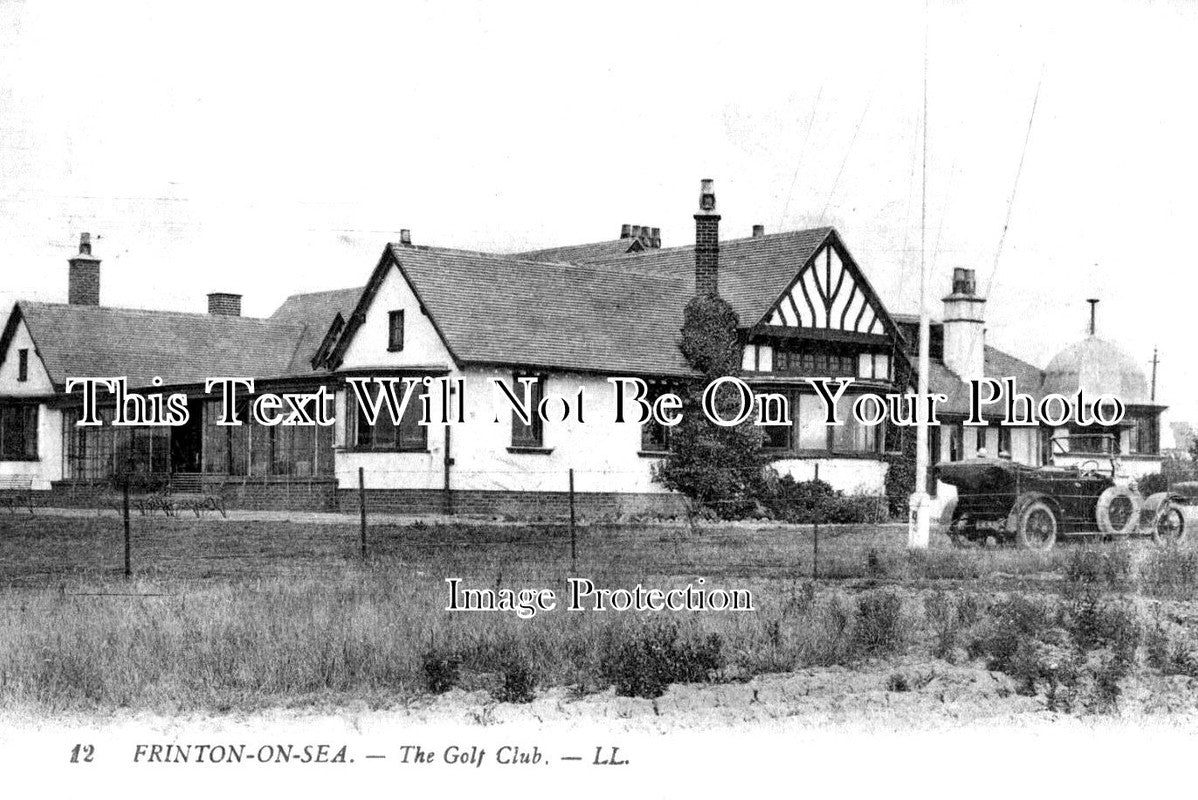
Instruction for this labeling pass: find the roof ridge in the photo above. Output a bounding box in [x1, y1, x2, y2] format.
[391, 243, 684, 280]
[20, 300, 298, 326]
[581, 226, 836, 263]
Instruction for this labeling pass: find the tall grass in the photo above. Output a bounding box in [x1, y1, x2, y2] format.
[6, 515, 1198, 712]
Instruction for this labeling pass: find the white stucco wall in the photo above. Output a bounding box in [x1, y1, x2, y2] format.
[0, 318, 53, 395]
[0, 317, 61, 488]
[336, 368, 669, 493]
[0, 405, 62, 489]
[336, 262, 456, 371]
[328, 261, 893, 497]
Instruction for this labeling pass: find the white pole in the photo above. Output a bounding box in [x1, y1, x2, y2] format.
[908, 0, 932, 549]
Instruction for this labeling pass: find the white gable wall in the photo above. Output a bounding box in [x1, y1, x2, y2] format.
[0, 317, 54, 395]
[0, 316, 61, 488]
[337, 263, 456, 370]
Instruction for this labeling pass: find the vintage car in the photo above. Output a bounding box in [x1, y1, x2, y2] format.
[936, 435, 1185, 550]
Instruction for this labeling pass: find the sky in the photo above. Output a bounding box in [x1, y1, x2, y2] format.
[1, 0, 1196, 422]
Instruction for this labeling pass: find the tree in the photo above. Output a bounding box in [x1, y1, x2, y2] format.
[653, 294, 767, 517]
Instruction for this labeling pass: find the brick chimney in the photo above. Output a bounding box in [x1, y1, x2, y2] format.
[941, 268, 986, 383]
[752, 224, 765, 238]
[650, 227, 661, 248]
[68, 232, 101, 306]
[694, 179, 720, 296]
[207, 292, 242, 316]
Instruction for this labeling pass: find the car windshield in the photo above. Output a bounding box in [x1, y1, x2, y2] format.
[1051, 434, 1117, 456]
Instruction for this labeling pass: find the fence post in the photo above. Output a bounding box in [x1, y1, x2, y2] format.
[568, 468, 577, 573]
[122, 482, 131, 579]
[358, 466, 367, 558]
[812, 463, 820, 581]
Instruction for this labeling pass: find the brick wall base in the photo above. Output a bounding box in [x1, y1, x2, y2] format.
[38, 482, 684, 520]
[336, 489, 688, 521]
[48, 479, 338, 512]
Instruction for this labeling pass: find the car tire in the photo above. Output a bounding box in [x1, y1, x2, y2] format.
[1152, 502, 1187, 545]
[1016, 499, 1058, 550]
[1096, 486, 1141, 536]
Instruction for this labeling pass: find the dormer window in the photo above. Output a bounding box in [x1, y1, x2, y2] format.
[17, 349, 28, 382]
[388, 310, 405, 352]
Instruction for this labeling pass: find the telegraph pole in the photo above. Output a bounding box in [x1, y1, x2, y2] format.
[908, 0, 932, 549]
[1150, 347, 1159, 402]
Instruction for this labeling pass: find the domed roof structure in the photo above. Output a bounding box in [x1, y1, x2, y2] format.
[1042, 336, 1152, 405]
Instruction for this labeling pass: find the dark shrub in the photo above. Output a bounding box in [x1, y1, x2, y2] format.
[599, 622, 725, 699]
[925, 591, 961, 660]
[971, 594, 1059, 673]
[766, 476, 884, 524]
[1137, 472, 1169, 497]
[1065, 545, 1132, 586]
[495, 658, 537, 704]
[852, 589, 908, 658]
[884, 452, 916, 519]
[1067, 591, 1140, 665]
[421, 648, 462, 694]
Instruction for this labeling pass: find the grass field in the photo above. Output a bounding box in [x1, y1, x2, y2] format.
[2, 511, 1198, 718]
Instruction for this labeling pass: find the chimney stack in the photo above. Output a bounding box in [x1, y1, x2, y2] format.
[399, 229, 412, 246]
[1086, 298, 1099, 336]
[941, 268, 986, 383]
[694, 179, 720, 296]
[752, 224, 765, 238]
[650, 227, 661, 248]
[68, 232, 101, 306]
[207, 292, 242, 317]
[620, 223, 632, 239]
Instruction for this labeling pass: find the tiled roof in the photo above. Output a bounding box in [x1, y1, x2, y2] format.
[513, 239, 643, 263]
[929, 345, 1047, 417]
[389, 245, 694, 376]
[580, 228, 835, 326]
[4, 229, 1049, 396]
[270, 287, 363, 373]
[15, 302, 307, 389]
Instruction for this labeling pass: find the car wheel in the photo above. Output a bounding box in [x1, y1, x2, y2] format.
[947, 512, 975, 548]
[1152, 503, 1186, 545]
[1017, 500, 1058, 550]
[1096, 486, 1141, 536]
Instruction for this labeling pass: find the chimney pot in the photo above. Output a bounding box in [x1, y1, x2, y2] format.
[752, 224, 765, 238]
[951, 267, 975, 295]
[651, 227, 661, 248]
[207, 292, 243, 317]
[399, 229, 411, 246]
[79, 232, 92, 256]
[698, 178, 716, 213]
[620, 224, 632, 239]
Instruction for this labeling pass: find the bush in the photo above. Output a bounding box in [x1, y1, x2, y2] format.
[1137, 472, 1170, 497]
[1064, 545, 1132, 586]
[654, 294, 766, 518]
[421, 648, 462, 694]
[1066, 591, 1141, 665]
[852, 589, 908, 658]
[1140, 543, 1198, 597]
[971, 594, 1060, 674]
[884, 452, 917, 519]
[599, 622, 725, 699]
[495, 657, 537, 704]
[765, 476, 884, 524]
